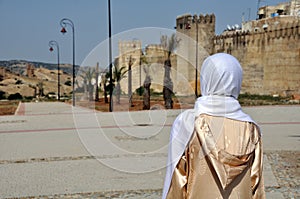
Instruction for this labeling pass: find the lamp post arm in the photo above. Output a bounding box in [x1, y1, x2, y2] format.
[60, 18, 74, 30]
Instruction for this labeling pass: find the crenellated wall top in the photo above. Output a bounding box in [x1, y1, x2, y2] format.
[214, 16, 300, 42]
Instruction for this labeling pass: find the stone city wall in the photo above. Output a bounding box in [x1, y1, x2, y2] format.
[214, 16, 300, 96]
[117, 11, 300, 97]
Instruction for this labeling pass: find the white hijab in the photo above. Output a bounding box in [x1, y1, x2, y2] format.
[162, 53, 256, 199]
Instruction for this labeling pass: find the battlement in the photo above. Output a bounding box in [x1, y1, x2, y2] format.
[196, 14, 215, 24]
[176, 13, 215, 30]
[118, 40, 142, 55]
[214, 16, 300, 51]
[242, 15, 299, 33]
[145, 44, 164, 51]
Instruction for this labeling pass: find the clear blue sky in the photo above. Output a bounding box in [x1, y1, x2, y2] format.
[0, 0, 288, 67]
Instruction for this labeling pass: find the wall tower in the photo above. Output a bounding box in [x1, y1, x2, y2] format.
[175, 13, 215, 95]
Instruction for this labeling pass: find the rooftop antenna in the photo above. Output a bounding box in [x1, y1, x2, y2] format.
[256, 0, 267, 19]
[242, 12, 245, 23]
[248, 8, 251, 21]
[256, 0, 261, 19]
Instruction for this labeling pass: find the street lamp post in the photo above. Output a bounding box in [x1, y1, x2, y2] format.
[128, 55, 133, 107]
[60, 18, 76, 106]
[108, 0, 113, 112]
[95, 62, 99, 101]
[195, 16, 199, 98]
[48, 40, 60, 101]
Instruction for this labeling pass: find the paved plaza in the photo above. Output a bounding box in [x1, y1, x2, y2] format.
[0, 102, 299, 198]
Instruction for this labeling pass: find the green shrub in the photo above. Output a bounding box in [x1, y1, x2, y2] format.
[64, 80, 72, 86]
[151, 89, 163, 96]
[0, 90, 6, 99]
[135, 86, 144, 96]
[15, 79, 23, 84]
[8, 93, 23, 100]
[24, 96, 34, 101]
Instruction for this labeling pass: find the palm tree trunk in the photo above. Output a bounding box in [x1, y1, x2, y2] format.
[104, 84, 108, 103]
[95, 63, 99, 101]
[116, 83, 121, 104]
[143, 75, 151, 110]
[163, 59, 173, 109]
[128, 60, 132, 107]
[88, 82, 93, 101]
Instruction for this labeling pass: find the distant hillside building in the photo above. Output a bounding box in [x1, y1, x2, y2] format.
[26, 64, 35, 78]
[257, 0, 300, 19]
[0, 67, 6, 80]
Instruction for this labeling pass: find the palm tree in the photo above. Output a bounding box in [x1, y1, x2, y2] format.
[143, 66, 151, 110]
[113, 65, 127, 104]
[80, 67, 95, 101]
[161, 33, 180, 109]
[140, 54, 151, 110]
[37, 81, 44, 98]
[101, 71, 110, 103]
[127, 55, 135, 107]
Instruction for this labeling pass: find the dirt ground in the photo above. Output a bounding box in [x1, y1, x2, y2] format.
[0, 95, 194, 115]
[76, 95, 195, 112]
[0, 101, 19, 115]
[0, 94, 298, 115]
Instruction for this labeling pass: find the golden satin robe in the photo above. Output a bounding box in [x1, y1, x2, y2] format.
[166, 115, 265, 199]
